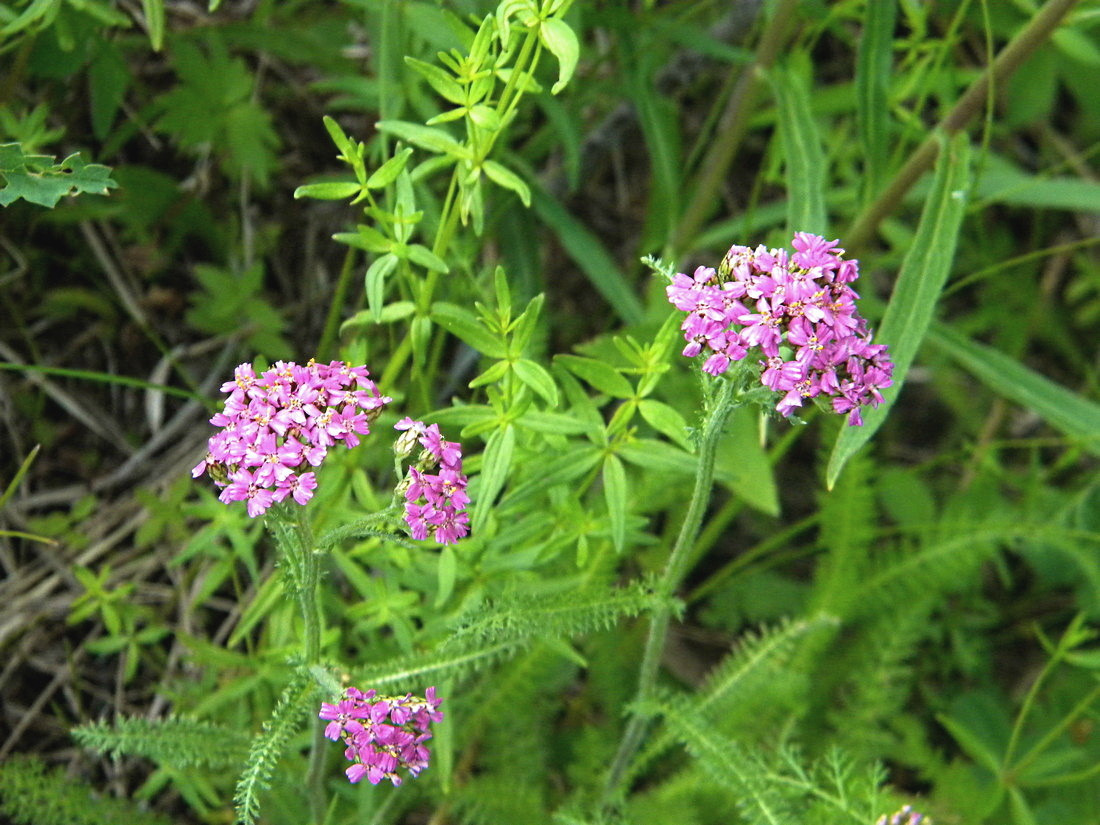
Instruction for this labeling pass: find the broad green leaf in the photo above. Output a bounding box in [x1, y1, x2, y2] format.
[432, 302, 507, 358]
[828, 131, 971, 488]
[539, 17, 579, 94]
[513, 358, 559, 406]
[854, 0, 895, 199]
[769, 56, 826, 235]
[473, 425, 515, 535]
[716, 408, 778, 517]
[293, 181, 361, 200]
[482, 159, 531, 206]
[603, 453, 627, 553]
[556, 355, 634, 399]
[927, 322, 1100, 455]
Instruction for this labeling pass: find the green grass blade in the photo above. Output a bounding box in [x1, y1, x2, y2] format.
[769, 56, 827, 236]
[855, 0, 896, 201]
[530, 184, 645, 325]
[827, 131, 971, 488]
[927, 321, 1100, 454]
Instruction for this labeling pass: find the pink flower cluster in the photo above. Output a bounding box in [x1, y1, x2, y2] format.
[395, 418, 470, 545]
[876, 805, 929, 825]
[666, 232, 894, 425]
[193, 360, 391, 517]
[319, 686, 443, 786]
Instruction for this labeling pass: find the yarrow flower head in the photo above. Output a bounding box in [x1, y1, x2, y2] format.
[318, 686, 443, 786]
[193, 360, 391, 517]
[875, 804, 929, 825]
[666, 233, 894, 425]
[394, 418, 470, 545]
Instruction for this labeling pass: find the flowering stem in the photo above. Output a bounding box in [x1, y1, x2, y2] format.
[290, 506, 327, 824]
[604, 376, 739, 799]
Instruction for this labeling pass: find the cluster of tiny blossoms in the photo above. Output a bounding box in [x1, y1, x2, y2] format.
[875, 805, 929, 825]
[394, 418, 470, 545]
[192, 360, 391, 517]
[666, 232, 894, 425]
[319, 686, 443, 786]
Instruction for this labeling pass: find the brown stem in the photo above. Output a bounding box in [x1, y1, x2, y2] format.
[844, 0, 1082, 250]
[673, 0, 801, 254]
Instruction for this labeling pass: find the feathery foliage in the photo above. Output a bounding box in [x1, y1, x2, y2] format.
[0, 757, 172, 825]
[72, 716, 250, 769]
[233, 668, 316, 825]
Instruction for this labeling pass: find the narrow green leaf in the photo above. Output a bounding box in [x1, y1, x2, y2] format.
[142, 0, 165, 50]
[435, 546, 457, 607]
[539, 17, 579, 94]
[927, 322, 1100, 454]
[637, 399, 690, 449]
[827, 131, 971, 488]
[322, 115, 353, 157]
[404, 56, 466, 105]
[410, 314, 432, 371]
[366, 147, 413, 189]
[769, 57, 827, 235]
[376, 120, 469, 159]
[517, 409, 588, 435]
[482, 159, 531, 206]
[293, 181, 361, 200]
[503, 446, 602, 505]
[365, 253, 398, 322]
[512, 358, 559, 406]
[603, 453, 627, 553]
[432, 302, 507, 358]
[618, 439, 695, 476]
[473, 425, 515, 535]
[468, 359, 510, 388]
[855, 0, 896, 200]
[556, 355, 634, 399]
[531, 185, 645, 324]
[405, 243, 449, 273]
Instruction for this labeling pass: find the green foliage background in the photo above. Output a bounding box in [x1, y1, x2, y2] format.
[2, 1, 1100, 824]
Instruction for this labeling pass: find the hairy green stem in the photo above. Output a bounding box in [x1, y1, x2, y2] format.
[291, 507, 326, 824]
[604, 378, 739, 799]
[844, 0, 1081, 250]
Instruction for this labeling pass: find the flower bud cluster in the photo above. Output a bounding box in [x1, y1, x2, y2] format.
[318, 686, 443, 786]
[666, 232, 894, 425]
[193, 360, 391, 516]
[394, 418, 470, 545]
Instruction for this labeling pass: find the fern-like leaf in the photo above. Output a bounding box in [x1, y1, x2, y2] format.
[73, 716, 250, 769]
[354, 639, 523, 690]
[447, 579, 669, 648]
[233, 669, 315, 825]
[0, 757, 172, 825]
